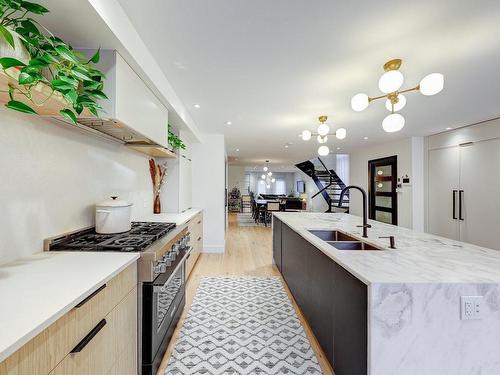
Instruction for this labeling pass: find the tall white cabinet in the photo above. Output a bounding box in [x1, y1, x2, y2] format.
[162, 129, 192, 213]
[427, 119, 500, 250]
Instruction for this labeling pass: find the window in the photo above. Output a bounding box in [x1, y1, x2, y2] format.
[274, 179, 286, 195]
[257, 180, 266, 195]
[245, 173, 250, 193]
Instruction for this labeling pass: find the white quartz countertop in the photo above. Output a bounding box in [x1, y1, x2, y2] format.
[0, 251, 139, 362]
[273, 212, 500, 284]
[134, 208, 202, 226]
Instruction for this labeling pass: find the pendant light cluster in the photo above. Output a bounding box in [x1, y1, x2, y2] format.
[260, 160, 275, 189]
[300, 116, 347, 156]
[351, 58, 444, 132]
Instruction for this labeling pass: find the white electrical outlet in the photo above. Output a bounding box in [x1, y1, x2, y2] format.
[460, 296, 483, 320]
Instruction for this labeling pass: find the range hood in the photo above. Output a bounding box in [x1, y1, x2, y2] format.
[72, 49, 174, 158]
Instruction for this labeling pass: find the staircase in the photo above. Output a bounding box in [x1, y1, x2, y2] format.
[295, 158, 349, 212]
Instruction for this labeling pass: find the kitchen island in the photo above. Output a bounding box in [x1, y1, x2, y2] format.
[273, 212, 500, 375]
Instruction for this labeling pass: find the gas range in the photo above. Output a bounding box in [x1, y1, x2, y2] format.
[45, 221, 191, 375]
[48, 222, 176, 252]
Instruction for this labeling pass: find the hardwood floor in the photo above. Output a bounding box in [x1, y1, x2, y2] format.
[157, 213, 335, 375]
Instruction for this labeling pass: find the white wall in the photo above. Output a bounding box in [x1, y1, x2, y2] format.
[228, 165, 246, 193]
[0, 109, 155, 265]
[349, 137, 424, 229]
[192, 134, 226, 253]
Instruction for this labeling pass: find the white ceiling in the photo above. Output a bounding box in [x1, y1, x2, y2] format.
[118, 1, 500, 166]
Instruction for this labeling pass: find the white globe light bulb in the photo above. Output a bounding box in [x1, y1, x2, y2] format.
[351, 93, 369, 111]
[385, 94, 407, 112]
[378, 70, 404, 93]
[382, 113, 405, 132]
[272, 178, 276, 183]
[268, 171, 272, 176]
[335, 128, 347, 140]
[301, 130, 312, 141]
[317, 123, 330, 136]
[261, 174, 265, 179]
[263, 166, 268, 172]
[419, 73, 444, 96]
[317, 135, 327, 144]
[318, 145, 330, 156]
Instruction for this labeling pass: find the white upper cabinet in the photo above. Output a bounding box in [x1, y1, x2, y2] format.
[79, 50, 169, 148]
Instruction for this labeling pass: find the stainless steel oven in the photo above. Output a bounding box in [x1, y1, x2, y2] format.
[141, 243, 191, 375]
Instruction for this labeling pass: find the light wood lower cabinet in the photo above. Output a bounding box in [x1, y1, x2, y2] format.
[50, 288, 137, 375]
[186, 211, 203, 278]
[0, 264, 137, 375]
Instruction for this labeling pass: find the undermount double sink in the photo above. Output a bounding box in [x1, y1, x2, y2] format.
[308, 230, 381, 251]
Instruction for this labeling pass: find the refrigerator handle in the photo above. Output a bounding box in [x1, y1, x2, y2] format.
[459, 190, 464, 221]
[452, 190, 457, 220]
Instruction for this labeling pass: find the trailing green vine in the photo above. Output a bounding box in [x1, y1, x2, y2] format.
[0, 0, 106, 123]
[168, 124, 186, 150]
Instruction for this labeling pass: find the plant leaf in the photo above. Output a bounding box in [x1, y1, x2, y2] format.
[6, 100, 37, 115]
[18, 71, 36, 84]
[74, 102, 83, 115]
[0, 25, 15, 49]
[28, 57, 49, 68]
[20, 19, 40, 35]
[64, 89, 78, 104]
[51, 79, 75, 90]
[60, 108, 77, 124]
[0, 57, 26, 69]
[88, 89, 107, 100]
[20, 1, 49, 14]
[89, 48, 100, 64]
[71, 66, 93, 81]
[54, 45, 79, 64]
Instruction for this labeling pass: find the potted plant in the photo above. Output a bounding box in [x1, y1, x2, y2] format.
[168, 124, 186, 151]
[0, 0, 106, 123]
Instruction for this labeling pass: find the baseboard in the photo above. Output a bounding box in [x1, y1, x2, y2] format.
[202, 245, 225, 253]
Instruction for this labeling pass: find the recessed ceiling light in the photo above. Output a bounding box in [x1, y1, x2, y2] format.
[337, 147, 341, 150]
[284, 144, 289, 148]
[193, 104, 201, 109]
[236, 148, 240, 152]
[363, 136, 369, 140]
[235, 158, 239, 160]
[226, 121, 232, 125]
[446, 127, 452, 130]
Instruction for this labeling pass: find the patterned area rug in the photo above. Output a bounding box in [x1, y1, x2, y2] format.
[236, 213, 261, 227]
[165, 277, 323, 374]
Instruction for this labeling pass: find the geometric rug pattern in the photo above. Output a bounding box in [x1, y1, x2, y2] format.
[165, 277, 323, 374]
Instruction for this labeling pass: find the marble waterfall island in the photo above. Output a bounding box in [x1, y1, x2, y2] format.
[273, 212, 500, 375]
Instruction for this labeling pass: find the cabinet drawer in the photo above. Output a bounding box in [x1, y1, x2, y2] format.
[188, 212, 203, 237]
[50, 287, 137, 375]
[0, 264, 137, 375]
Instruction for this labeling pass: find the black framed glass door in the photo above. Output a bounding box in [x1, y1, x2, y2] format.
[368, 156, 398, 225]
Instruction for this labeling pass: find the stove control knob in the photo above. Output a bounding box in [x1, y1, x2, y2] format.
[153, 262, 167, 274]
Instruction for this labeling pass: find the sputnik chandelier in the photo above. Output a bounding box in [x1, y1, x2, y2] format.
[300, 115, 346, 156]
[260, 160, 275, 189]
[351, 58, 444, 132]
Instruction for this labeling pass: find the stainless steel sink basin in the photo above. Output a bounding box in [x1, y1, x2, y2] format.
[308, 230, 358, 242]
[326, 241, 381, 251]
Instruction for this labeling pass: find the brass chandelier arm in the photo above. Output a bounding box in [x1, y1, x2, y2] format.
[368, 84, 421, 103]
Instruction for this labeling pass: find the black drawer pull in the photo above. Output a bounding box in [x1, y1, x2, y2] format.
[197, 237, 201, 242]
[75, 284, 106, 308]
[71, 319, 106, 353]
[197, 220, 201, 224]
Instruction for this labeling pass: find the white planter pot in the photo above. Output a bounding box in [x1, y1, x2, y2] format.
[0, 27, 31, 64]
[95, 196, 132, 234]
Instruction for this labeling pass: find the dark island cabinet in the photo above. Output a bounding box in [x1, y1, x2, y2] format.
[272, 216, 282, 271]
[274, 220, 367, 375]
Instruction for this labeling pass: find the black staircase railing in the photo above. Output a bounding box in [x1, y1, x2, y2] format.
[295, 157, 349, 212]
